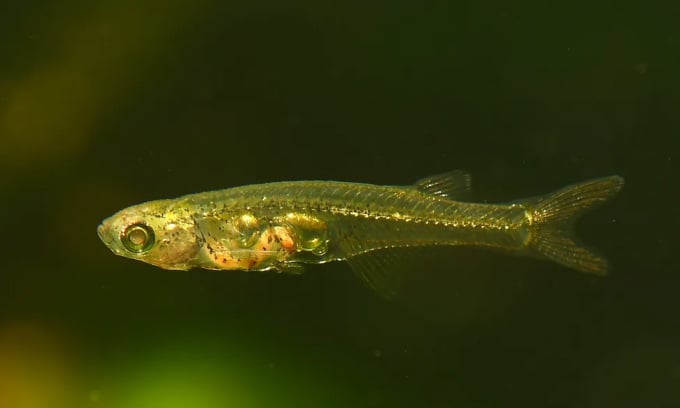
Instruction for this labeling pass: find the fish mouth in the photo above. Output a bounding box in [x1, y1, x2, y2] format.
[98, 222, 124, 255]
[97, 223, 115, 248]
[97, 223, 106, 242]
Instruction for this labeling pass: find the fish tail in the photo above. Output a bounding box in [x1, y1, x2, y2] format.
[524, 176, 624, 275]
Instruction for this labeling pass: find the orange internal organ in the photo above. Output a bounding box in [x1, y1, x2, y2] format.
[208, 225, 297, 270]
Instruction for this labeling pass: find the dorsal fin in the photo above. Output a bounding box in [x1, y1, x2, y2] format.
[413, 170, 472, 200]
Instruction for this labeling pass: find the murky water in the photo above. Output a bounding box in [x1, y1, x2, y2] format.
[1, 2, 677, 407]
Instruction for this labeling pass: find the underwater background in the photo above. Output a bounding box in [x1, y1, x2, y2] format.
[1, 1, 678, 407]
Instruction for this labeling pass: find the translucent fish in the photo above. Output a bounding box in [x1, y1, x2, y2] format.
[98, 172, 624, 298]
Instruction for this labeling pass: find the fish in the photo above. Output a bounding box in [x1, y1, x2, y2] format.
[97, 171, 624, 297]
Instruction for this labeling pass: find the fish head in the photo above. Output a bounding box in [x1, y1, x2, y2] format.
[97, 199, 201, 270]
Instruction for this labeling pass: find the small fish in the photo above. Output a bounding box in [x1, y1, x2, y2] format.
[98, 172, 624, 297]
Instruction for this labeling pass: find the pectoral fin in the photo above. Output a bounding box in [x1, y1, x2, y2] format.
[347, 249, 408, 299]
[276, 262, 306, 275]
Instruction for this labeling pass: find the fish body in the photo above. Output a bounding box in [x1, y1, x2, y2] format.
[97, 172, 624, 296]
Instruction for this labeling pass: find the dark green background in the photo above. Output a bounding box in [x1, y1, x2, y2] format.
[1, 1, 678, 407]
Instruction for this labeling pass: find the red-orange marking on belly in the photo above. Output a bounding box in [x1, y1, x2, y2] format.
[272, 226, 296, 252]
[205, 225, 298, 271]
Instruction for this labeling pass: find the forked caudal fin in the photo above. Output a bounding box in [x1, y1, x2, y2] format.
[525, 176, 624, 275]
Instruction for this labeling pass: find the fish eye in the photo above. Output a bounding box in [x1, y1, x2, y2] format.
[121, 223, 155, 253]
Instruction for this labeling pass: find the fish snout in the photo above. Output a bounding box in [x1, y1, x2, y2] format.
[97, 223, 114, 245]
[97, 223, 105, 241]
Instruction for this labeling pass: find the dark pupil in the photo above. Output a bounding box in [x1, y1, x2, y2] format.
[128, 228, 148, 245]
[122, 223, 155, 253]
